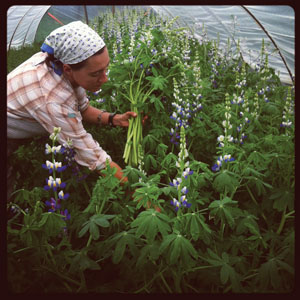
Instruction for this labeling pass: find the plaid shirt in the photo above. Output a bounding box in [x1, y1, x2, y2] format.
[7, 52, 111, 170]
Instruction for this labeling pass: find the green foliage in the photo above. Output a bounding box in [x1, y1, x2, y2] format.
[7, 7, 294, 294]
[130, 209, 171, 242]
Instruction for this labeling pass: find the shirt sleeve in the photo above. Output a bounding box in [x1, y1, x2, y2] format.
[74, 86, 90, 112]
[33, 101, 112, 170]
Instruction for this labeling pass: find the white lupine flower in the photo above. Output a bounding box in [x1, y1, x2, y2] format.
[225, 112, 231, 119]
[217, 135, 225, 142]
[227, 135, 233, 142]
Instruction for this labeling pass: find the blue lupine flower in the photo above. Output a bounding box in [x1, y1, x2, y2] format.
[42, 160, 67, 173]
[183, 168, 193, 178]
[180, 195, 192, 208]
[212, 154, 235, 172]
[96, 98, 106, 104]
[171, 198, 181, 211]
[45, 143, 64, 155]
[181, 186, 188, 194]
[45, 197, 61, 212]
[61, 209, 71, 221]
[44, 176, 66, 191]
[58, 190, 69, 200]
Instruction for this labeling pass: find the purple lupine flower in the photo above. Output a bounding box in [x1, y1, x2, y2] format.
[44, 176, 66, 191]
[42, 160, 67, 173]
[58, 190, 70, 200]
[45, 197, 61, 212]
[171, 198, 181, 211]
[61, 209, 71, 221]
[212, 155, 235, 172]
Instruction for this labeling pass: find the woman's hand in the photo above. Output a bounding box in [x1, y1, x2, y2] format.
[113, 112, 136, 127]
[113, 112, 148, 127]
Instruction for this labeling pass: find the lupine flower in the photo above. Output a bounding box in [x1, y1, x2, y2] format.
[170, 198, 181, 211]
[44, 176, 66, 191]
[43, 126, 71, 226]
[45, 144, 64, 155]
[280, 87, 294, 129]
[61, 209, 71, 221]
[96, 98, 106, 104]
[42, 160, 67, 173]
[212, 154, 235, 172]
[170, 126, 193, 212]
[58, 190, 70, 200]
[45, 197, 61, 212]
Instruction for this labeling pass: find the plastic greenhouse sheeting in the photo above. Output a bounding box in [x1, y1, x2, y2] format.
[7, 5, 294, 84]
[150, 5, 294, 85]
[7, 5, 111, 49]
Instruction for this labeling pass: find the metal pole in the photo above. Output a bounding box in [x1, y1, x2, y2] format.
[241, 5, 294, 84]
[84, 5, 89, 25]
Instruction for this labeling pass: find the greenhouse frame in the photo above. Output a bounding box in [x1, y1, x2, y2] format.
[7, 5, 295, 294]
[7, 5, 294, 84]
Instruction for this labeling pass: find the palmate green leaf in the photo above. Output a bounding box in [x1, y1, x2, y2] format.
[133, 186, 162, 209]
[112, 230, 138, 264]
[78, 214, 115, 240]
[91, 214, 115, 227]
[212, 170, 239, 194]
[160, 233, 198, 266]
[247, 150, 270, 170]
[258, 259, 282, 291]
[190, 213, 200, 241]
[269, 188, 294, 211]
[146, 75, 167, 90]
[236, 213, 259, 235]
[38, 212, 66, 237]
[205, 248, 223, 266]
[145, 154, 157, 170]
[208, 197, 239, 228]
[159, 233, 177, 254]
[246, 176, 272, 196]
[130, 209, 171, 242]
[220, 263, 231, 284]
[136, 241, 161, 269]
[123, 166, 146, 183]
[69, 252, 100, 273]
[185, 212, 212, 243]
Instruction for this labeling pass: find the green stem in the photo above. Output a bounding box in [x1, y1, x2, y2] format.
[133, 267, 168, 294]
[39, 265, 81, 287]
[276, 205, 287, 235]
[184, 265, 216, 274]
[82, 181, 91, 198]
[160, 273, 172, 293]
[46, 243, 56, 266]
[86, 234, 93, 248]
[77, 271, 87, 292]
[246, 184, 267, 223]
[220, 219, 225, 240]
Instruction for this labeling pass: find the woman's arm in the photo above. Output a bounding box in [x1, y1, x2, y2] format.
[81, 104, 109, 125]
[81, 104, 137, 127]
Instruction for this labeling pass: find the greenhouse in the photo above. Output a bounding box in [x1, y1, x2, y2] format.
[7, 5, 295, 294]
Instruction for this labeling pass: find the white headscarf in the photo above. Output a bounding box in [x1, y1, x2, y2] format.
[41, 21, 105, 65]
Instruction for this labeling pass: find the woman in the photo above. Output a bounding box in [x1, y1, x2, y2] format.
[7, 21, 136, 200]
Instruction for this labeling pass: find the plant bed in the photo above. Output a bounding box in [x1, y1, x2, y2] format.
[7, 8, 294, 293]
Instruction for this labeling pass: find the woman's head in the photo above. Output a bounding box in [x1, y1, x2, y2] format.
[63, 46, 110, 92]
[41, 21, 109, 91]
